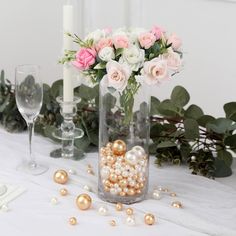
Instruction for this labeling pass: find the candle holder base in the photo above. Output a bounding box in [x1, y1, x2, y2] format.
[49, 96, 85, 160]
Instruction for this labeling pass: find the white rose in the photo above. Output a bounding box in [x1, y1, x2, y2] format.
[98, 47, 115, 62]
[119, 46, 145, 71]
[142, 57, 169, 85]
[112, 27, 129, 37]
[102, 60, 131, 91]
[129, 27, 146, 43]
[85, 29, 106, 43]
[163, 48, 182, 71]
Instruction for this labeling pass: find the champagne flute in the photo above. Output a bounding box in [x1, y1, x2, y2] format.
[15, 65, 48, 175]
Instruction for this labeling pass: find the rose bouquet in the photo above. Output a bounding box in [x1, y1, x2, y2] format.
[61, 26, 182, 122]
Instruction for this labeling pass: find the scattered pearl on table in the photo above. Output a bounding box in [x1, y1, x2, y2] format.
[69, 217, 77, 225]
[1, 204, 9, 212]
[170, 192, 177, 197]
[53, 170, 68, 184]
[60, 188, 68, 196]
[126, 216, 136, 226]
[126, 208, 134, 216]
[51, 197, 58, 205]
[76, 194, 92, 210]
[98, 205, 109, 216]
[68, 169, 76, 175]
[83, 185, 92, 192]
[144, 213, 155, 225]
[153, 190, 162, 200]
[115, 202, 123, 211]
[109, 220, 116, 226]
[171, 201, 183, 208]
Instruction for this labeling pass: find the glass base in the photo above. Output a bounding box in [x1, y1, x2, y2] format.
[17, 161, 48, 176]
[98, 186, 147, 204]
[50, 147, 85, 160]
[52, 128, 84, 140]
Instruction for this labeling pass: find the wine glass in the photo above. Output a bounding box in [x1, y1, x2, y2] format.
[15, 65, 48, 175]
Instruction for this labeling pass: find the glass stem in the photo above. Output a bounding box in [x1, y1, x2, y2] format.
[27, 122, 36, 168]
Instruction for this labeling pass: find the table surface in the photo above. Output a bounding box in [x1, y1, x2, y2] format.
[0, 129, 236, 236]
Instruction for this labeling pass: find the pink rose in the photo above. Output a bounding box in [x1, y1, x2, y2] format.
[143, 57, 169, 85]
[167, 33, 182, 50]
[113, 35, 129, 49]
[164, 49, 182, 71]
[151, 26, 164, 40]
[103, 60, 131, 91]
[138, 32, 156, 49]
[95, 38, 113, 52]
[72, 48, 97, 70]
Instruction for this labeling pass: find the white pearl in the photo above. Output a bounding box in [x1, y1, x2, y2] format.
[123, 187, 129, 193]
[110, 188, 117, 195]
[0, 185, 7, 196]
[100, 166, 110, 179]
[129, 180, 136, 187]
[1, 204, 9, 212]
[122, 171, 129, 178]
[153, 190, 162, 200]
[83, 185, 92, 192]
[98, 206, 109, 216]
[114, 183, 119, 189]
[132, 146, 146, 159]
[126, 216, 136, 226]
[50, 197, 58, 205]
[68, 169, 76, 175]
[115, 169, 121, 175]
[125, 150, 139, 166]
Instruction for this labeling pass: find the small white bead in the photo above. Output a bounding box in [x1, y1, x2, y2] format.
[122, 171, 129, 178]
[68, 169, 76, 175]
[115, 169, 121, 175]
[126, 216, 136, 226]
[153, 190, 162, 200]
[117, 187, 122, 193]
[110, 188, 117, 195]
[100, 166, 110, 179]
[1, 204, 9, 212]
[123, 187, 129, 193]
[50, 197, 58, 205]
[114, 183, 119, 189]
[98, 205, 109, 216]
[129, 180, 136, 187]
[83, 185, 92, 192]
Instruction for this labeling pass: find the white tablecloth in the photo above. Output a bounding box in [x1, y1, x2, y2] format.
[0, 129, 236, 236]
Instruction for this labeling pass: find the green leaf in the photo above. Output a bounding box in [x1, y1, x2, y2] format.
[94, 62, 107, 70]
[185, 104, 204, 119]
[206, 118, 236, 134]
[217, 150, 233, 167]
[78, 84, 97, 100]
[51, 80, 63, 98]
[197, 115, 215, 127]
[74, 136, 91, 152]
[149, 142, 157, 154]
[157, 99, 181, 117]
[115, 48, 124, 57]
[0, 94, 10, 112]
[224, 102, 236, 121]
[224, 134, 236, 149]
[157, 141, 177, 149]
[214, 159, 232, 177]
[103, 92, 116, 110]
[0, 70, 5, 87]
[171, 86, 190, 107]
[150, 123, 164, 139]
[150, 96, 160, 115]
[184, 118, 199, 139]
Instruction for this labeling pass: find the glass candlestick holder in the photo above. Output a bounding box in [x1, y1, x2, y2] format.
[50, 96, 84, 160]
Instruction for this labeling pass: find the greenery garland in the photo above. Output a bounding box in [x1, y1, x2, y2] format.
[1, 70, 235, 178]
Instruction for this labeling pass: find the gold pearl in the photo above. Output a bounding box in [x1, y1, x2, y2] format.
[107, 155, 116, 164]
[109, 173, 118, 183]
[118, 175, 123, 180]
[112, 140, 126, 156]
[119, 191, 126, 197]
[60, 188, 68, 196]
[171, 201, 183, 208]
[87, 169, 95, 175]
[139, 183, 144, 189]
[109, 220, 116, 226]
[116, 202, 123, 211]
[106, 142, 113, 148]
[127, 188, 135, 196]
[144, 213, 155, 225]
[76, 194, 92, 210]
[104, 186, 110, 192]
[170, 192, 177, 197]
[119, 179, 128, 188]
[136, 189, 142, 194]
[133, 175, 138, 180]
[126, 208, 133, 215]
[69, 217, 77, 225]
[53, 170, 68, 184]
[134, 183, 140, 189]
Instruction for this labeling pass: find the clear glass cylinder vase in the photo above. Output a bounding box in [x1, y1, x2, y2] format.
[98, 78, 150, 204]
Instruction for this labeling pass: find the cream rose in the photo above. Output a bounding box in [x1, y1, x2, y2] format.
[143, 57, 169, 85]
[85, 29, 106, 43]
[119, 46, 145, 71]
[98, 47, 115, 62]
[103, 60, 131, 91]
